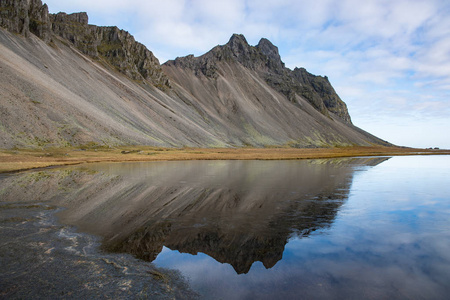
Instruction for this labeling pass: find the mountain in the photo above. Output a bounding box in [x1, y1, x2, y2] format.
[165, 34, 351, 123]
[0, 0, 390, 149]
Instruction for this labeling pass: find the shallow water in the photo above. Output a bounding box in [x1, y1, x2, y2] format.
[1, 156, 450, 299]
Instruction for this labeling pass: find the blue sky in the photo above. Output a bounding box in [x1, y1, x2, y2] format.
[44, 0, 450, 149]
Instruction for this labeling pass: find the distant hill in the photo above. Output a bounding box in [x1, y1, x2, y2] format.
[0, 0, 390, 149]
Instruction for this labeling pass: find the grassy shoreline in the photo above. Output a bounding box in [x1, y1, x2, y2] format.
[1, 146, 449, 174]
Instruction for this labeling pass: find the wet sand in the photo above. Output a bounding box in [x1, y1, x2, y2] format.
[0, 169, 198, 299]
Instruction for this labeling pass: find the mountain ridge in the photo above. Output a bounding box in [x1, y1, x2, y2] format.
[164, 34, 352, 123]
[0, 0, 390, 149]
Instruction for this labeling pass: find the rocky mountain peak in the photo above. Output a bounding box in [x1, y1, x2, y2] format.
[256, 37, 285, 72]
[256, 38, 276, 54]
[257, 38, 282, 64]
[167, 34, 279, 75]
[227, 33, 250, 55]
[222, 34, 285, 73]
[220, 33, 262, 69]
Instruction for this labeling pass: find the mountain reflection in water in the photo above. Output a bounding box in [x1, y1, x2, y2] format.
[52, 158, 389, 274]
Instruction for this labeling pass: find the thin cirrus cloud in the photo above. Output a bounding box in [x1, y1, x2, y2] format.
[43, 0, 450, 148]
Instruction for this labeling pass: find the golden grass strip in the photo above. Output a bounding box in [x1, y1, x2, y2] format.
[1, 146, 449, 174]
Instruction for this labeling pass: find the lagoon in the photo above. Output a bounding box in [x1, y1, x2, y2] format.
[1, 156, 449, 299]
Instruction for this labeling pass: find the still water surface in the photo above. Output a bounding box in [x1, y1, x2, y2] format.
[154, 156, 450, 299]
[1, 156, 449, 299]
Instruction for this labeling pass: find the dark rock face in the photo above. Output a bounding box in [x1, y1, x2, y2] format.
[49, 12, 98, 56]
[0, 0, 169, 89]
[0, 0, 51, 41]
[170, 34, 270, 77]
[292, 67, 352, 123]
[166, 33, 352, 124]
[256, 38, 285, 73]
[50, 13, 170, 88]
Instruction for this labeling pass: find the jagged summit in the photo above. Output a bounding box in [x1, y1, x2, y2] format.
[228, 33, 249, 48]
[256, 38, 278, 56]
[224, 34, 285, 73]
[167, 34, 283, 73]
[256, 37, 285, 71]
[226, 33, 252, 60]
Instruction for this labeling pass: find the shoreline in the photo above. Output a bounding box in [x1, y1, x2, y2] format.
[0, 179, 197, 298]
[1, 146, 450, 174]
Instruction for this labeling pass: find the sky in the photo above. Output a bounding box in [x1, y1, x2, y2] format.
[43, 0, 450, 149]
